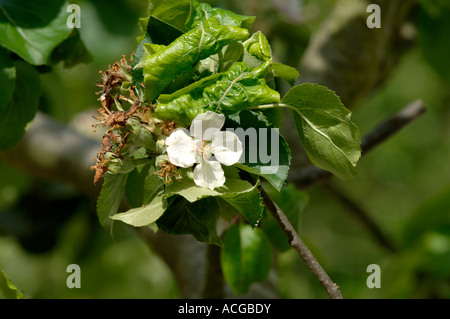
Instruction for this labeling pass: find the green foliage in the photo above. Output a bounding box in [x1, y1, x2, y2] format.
[221, 224, 272, 295]
[0, 61, 40, 150]
[154, 62, 280, 125]
[226, 110, 291, 191]
[0, 0, 91, 151]
[418, 3, 450, 83]
[111, 194, 167, 227]
[0, 270, 25, 299]
[0, 0, 72, 65]
[142, 17, 250, 101]
[96, 173, 128, 233]
[282, 83, 361, 180]
[157, 196, 223, 246]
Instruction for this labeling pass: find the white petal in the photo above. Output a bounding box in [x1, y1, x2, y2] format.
[190, 111, 225, 141]
[211, 131, 243, 166]
[193, 159, 225, 190]
[165, 129, 197, 168]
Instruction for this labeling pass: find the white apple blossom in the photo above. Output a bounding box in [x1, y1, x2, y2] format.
[165, 111, 243, 190]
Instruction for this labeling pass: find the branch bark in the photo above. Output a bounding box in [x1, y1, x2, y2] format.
[261, 188, 343, 299]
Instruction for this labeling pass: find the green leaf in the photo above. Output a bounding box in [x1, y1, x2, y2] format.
[271, 62, 300, 86]
[261, 185, 308, 252]
[187, 1, 255, 31]
[96, 173, 128, 233]
[125, 162, 164, 208]
[0, 270, 25, 299]
[243, 31, 272, 62]
[0, 61, 40, 151]
[220, 184, 263, 228]
[142, 17, 250, 101]
[0, 0, 73, 65]
[165, 167, 263, 227]
[49, 30, 93, 68]
[0, 48, 15, 115]
[110, 194, 167, 227]
[225, 110, 291, 191]
[148, 0, 192, 33]
[157, 196, 223, 246]
[154, 62, 280, 125]
[166, 167, 253, 202]
[221, 224, 272, 295]
[282, 83, 361, 180]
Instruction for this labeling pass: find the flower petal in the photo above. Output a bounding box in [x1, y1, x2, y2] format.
[211, 131, 243, 166]
[165, 129, 197, 168]
[193, 159, 225, 190]
[190, 111, 225, 141]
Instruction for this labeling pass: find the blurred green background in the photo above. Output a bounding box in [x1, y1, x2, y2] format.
[1, 0, 449, 298]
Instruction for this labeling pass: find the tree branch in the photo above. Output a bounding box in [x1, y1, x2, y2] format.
[260, 188, 343, 299]
[288, 99, 427, 188]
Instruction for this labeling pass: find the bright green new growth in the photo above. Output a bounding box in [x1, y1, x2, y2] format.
[154, 62, 280, 125]
[92, 0, 361, 296]
[142, 17, 250, 101]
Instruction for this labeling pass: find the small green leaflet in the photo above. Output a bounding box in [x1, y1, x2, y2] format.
[282, 83, 361, 180]
[187, 1, 255, 31]
[96, 173, 128, 233]
[221, 224, 272, 295]
[0, 270, 25, 299]
[110, 194, 167, 227]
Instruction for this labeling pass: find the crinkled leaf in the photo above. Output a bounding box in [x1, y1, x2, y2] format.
[0, 61, 40, 151]
[0, 47, 15, 115]
[221, 224, 272, 295]
[157, 196, 222, 246]
[154, 62, 280, 125]
[110, 194, 167, 227]
[147, 0, 192, 33]
[96, 173, 128, 233]
[243, 31, 272, 62]
[282, 83, 361, 180]
[0, 0, 73, 65]
[187, 1, 255, 31]
[125, 162, 164, 208]
[142, 17, 249, 101]
[0, 270, 25, 299]
[225, 110, 291, 191]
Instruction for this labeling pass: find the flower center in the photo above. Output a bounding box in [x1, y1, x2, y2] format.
[196, 140, 213, 161]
